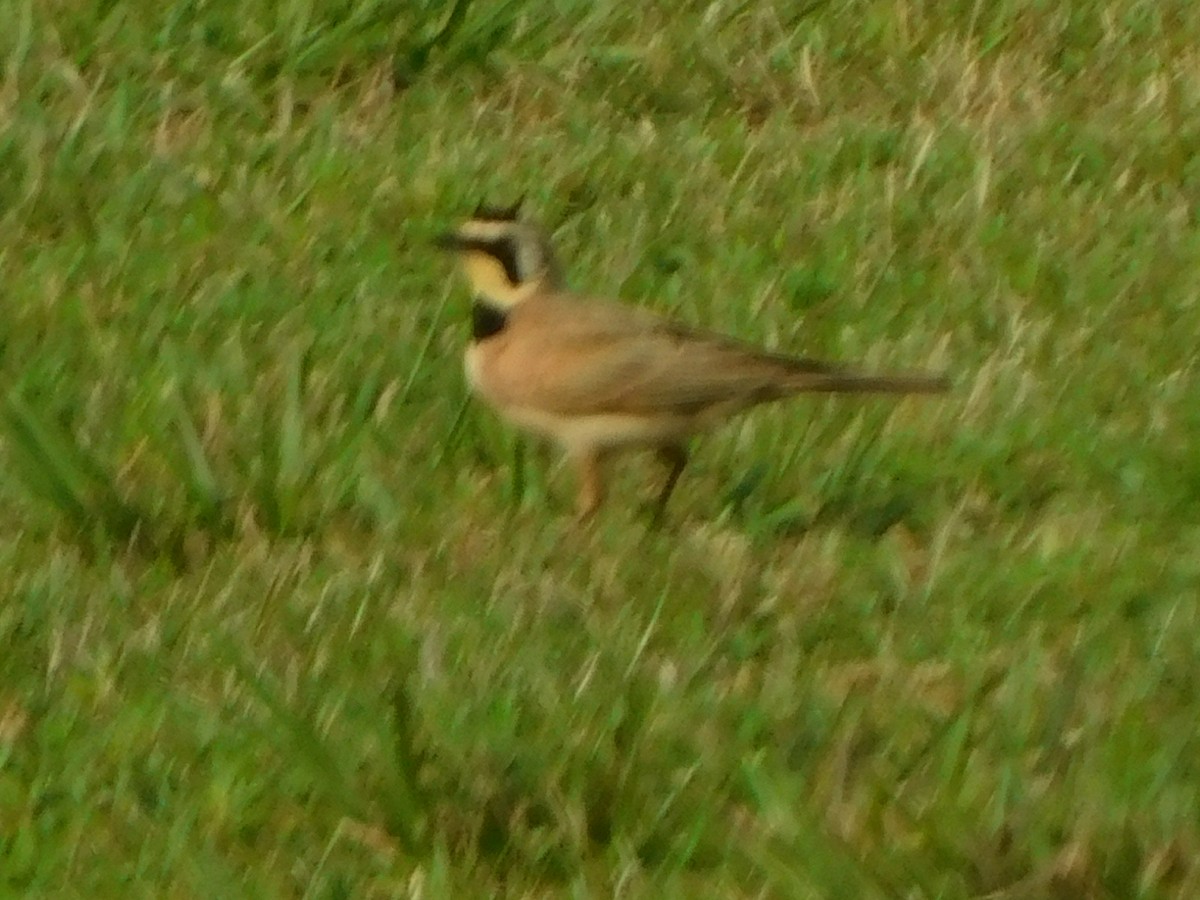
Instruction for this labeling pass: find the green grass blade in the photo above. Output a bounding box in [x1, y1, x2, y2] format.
[382, 676, 429, 853]
[227, 650, 369, 821]
[168, 393, 229, 528]
[277, 352, 306, 492]
[4, 396, 96, 532]
[4, 392, 146, 546]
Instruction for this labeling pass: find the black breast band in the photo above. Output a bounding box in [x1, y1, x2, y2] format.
[472, 300, 508, 340]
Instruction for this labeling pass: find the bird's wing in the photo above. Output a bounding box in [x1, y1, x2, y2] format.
[504, 295, 836, 416]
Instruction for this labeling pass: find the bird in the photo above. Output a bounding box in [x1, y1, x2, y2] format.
[436, 201, 949, 522]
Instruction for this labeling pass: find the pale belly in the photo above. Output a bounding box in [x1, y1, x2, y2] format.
[463, 349, 692, 454]
[503, 406, 691, 454]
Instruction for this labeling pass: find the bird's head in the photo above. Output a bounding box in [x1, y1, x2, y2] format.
[435, 199, 564, 308]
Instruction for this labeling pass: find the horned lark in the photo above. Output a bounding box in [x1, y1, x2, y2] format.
[437, 203, 949, 521]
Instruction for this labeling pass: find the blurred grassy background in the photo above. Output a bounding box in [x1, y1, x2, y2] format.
[2, 0, 1198, 895]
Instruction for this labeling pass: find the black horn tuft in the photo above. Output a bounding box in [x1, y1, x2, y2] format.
[473, 196, 525, 222]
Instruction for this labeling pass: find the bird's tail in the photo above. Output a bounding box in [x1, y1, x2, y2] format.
[782, 363, 950, 395]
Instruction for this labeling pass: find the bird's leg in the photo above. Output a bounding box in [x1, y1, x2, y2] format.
[651, 443, 689, 521]
[573, 450, 606, 522]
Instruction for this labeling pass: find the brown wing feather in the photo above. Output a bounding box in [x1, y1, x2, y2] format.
[495, 294, 945, 417]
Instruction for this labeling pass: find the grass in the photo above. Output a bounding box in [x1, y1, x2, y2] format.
[2, 0, 1199, 895]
